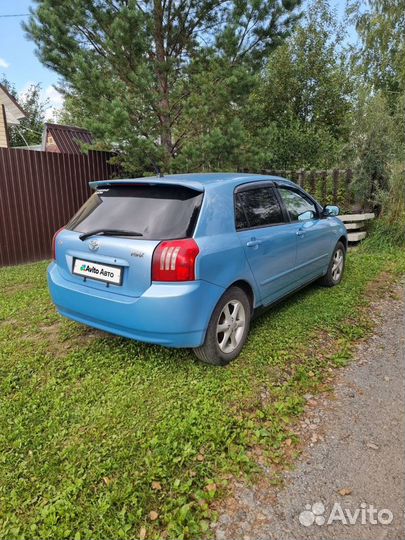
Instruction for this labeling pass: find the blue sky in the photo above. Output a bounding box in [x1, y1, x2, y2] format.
[0, 0, 355, 119]
[0, 0, 63, 118]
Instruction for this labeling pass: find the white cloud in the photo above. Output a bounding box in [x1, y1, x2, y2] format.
[45, 85, 64, 106]
[18, 81, 36, 97]
[44, 85, 64, 121]
[0, 57, 10, 69]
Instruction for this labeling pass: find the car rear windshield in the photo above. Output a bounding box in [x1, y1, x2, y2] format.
[67, 184, 203, 240]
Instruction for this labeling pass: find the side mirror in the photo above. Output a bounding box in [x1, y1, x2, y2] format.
[322, 205, 340, 217]
[298, 210, 315, 221]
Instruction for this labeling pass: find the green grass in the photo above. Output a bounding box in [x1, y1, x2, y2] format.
[1, 244, 404, 540]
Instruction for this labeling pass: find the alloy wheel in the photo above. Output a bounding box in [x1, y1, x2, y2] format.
[216, 300, 246, 354]
[331, 248, 344, 282]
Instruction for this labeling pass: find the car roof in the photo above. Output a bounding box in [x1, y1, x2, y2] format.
[90, 172, 298, 192]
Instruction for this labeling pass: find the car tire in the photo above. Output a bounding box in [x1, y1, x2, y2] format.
[193, 286, 251, 366]
[320, 241, 346, 287]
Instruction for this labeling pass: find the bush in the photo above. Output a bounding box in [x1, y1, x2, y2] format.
[348, 93, 396, 210]
[369, 163, 405, 247]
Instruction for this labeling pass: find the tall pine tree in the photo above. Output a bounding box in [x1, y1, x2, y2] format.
[25, 0, 301, 173]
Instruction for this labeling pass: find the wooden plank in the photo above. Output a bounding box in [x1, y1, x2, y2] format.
[0, 104, 9, 148]
[348, 231, 367, 242]
[344, 222, 365, 230]
[340, 213, 375, 222]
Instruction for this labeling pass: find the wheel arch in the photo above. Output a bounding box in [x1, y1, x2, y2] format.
[229, 279, 255, 314]
[338, 234, 348, 251]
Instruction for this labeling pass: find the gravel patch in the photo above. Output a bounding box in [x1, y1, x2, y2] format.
[215, 282, 405, 540]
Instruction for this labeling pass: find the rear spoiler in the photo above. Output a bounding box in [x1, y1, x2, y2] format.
[89, 179, 205, 192]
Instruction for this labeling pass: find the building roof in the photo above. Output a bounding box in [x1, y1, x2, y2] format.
[90, 173, 296, 192]
[0, 84, 26, 125]
[43, 123, 94, 153]
[13, 144, 42, 151]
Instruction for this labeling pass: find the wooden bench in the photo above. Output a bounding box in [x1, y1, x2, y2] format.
[339, 213, 375, 244]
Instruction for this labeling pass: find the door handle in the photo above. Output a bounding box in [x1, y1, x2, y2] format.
[246, 239, 262, 247]
[296, 229, 305, 237]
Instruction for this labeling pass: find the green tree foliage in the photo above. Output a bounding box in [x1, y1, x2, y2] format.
[344, 88, 404, 219]
[348, 0, 405, 98]
[21, 0, 404, 224]
[246, 0, 353, 169]
[25, 0, 302, 174]
[347, 0, 404, 217]
[346, 92, 396, 209]
[0, 76, 49, 147]
[170, 59, 255, 172]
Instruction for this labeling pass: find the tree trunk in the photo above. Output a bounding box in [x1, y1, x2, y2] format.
[154, 0, 172, 170]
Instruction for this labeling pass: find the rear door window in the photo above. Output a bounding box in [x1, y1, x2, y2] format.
[235, 187, 284, 230]
[67, 185, 203, 240]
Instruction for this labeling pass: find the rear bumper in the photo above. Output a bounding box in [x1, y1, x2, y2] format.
[48, 262, 224, 348]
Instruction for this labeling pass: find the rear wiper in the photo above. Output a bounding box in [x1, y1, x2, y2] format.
[79, 229, 143, 241]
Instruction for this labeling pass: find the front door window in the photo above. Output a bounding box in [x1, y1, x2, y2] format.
[278, 188, 317, 222]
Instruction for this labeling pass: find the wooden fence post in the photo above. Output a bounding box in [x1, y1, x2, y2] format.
[309, 170, 316, 193]
[298, 170, 306, 188]
[332, 169, 339, 205]
[320, 170, 327, 202]
[345, 168, 353, 208]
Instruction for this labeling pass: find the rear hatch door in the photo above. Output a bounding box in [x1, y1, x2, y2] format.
[56, 183, 203, 298]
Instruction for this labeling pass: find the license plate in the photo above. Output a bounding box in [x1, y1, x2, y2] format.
[72, 258, 123, 285]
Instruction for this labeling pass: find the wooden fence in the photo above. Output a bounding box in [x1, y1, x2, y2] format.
[243, 168, 354, 209]
[0, 148, 120, 267]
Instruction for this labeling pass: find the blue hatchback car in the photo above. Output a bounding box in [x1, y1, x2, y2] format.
[48, 173, 347, 365]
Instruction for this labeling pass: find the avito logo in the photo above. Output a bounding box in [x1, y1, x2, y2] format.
[79, 264, 100, 274]
[299, 502, 393, 527]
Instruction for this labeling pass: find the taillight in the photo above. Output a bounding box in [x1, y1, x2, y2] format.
[52, 227, 64, 260]
[152, 239, 199, 281]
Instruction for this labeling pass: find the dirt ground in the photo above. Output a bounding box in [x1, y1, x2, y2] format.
[214, 282, 405, 540]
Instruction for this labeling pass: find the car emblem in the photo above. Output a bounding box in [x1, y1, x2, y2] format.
[88, 240, 100, 252]
[131, 249, 144, 258]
